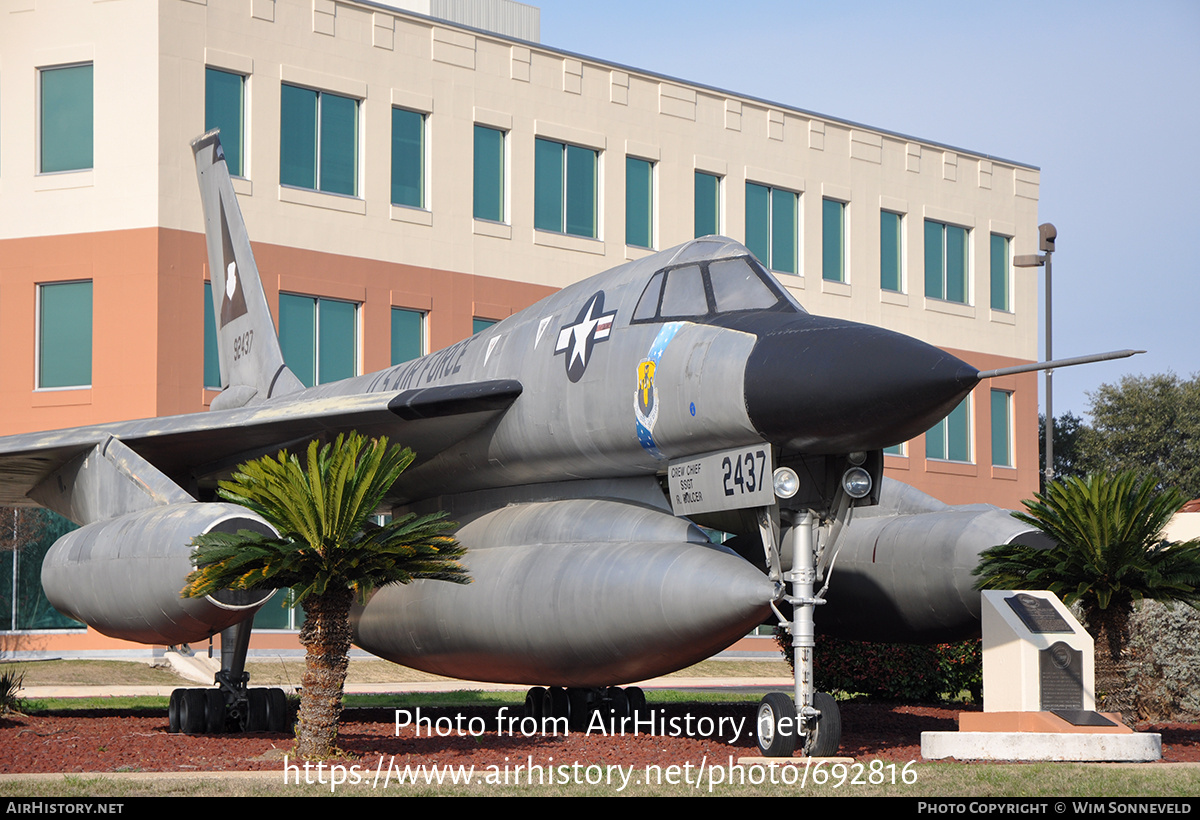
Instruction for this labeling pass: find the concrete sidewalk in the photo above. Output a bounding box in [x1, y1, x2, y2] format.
[19, 674, 795, 699]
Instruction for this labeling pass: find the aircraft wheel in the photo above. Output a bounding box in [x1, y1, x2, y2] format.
[606, 686, 630, 721]
[755, 693, 796, 757]
[180, 689, 208, 735]
[625, 686, 646, 721]
[524, 687, 546, 721]
[266, 688, 290, 733]
[803, 692, 842, 758]
[168, 689, 183, 733]
[243, 688, 269, 732]
[204, 688, 226, 734]
[567, 688, 592, 731]
[544, 687, 569, 722]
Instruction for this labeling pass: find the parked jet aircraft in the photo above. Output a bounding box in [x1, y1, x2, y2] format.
[0, 132, 1137, 756]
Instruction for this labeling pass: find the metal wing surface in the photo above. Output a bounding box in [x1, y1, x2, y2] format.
[0, 379, 522, 507]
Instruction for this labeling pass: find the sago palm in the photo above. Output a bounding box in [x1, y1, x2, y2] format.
[183, 432, 469, 759]
[973, 471, 1200, 713]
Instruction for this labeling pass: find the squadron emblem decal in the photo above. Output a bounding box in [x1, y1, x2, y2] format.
[635, 322, 685, 458]
[554, 292, 616, 382]
[637, 361, 657, 419]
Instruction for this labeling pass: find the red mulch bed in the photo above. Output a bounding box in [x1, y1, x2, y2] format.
[2, 702, 1196, 773]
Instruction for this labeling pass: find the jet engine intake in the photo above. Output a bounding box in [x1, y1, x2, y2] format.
[41, 502, 278, 645]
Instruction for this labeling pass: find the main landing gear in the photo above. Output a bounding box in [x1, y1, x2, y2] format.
[521, 685, 646, 731]
[167, 683, 291, 734]
[165, 618, 294, 735]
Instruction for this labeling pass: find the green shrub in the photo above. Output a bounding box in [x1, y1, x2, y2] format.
[774, 626, 981, 702]
[1128, 599, 1200, 721]
[0, 667, 25, 714]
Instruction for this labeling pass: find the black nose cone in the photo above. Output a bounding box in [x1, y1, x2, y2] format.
[742, 315, 978, 453]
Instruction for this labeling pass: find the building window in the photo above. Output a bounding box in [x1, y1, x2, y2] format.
[40, 64, 93, 174]
[472, 318, 497, 335]
[204, 282, 221, 389]
[535, 138, 597, 238]
[881, 211, 903, 292]
[205, 68, 245, 177]
[626, 157, 654, 249]
[990, 234, 1011, 312]
[391, 108, 425, 208]
[694, 172, 721, 238]
[745, 183, 798, 274]
[473, 125, 505, 222]
[0, 510, 82, 631]
[38, 281, 92, 389]
[991, 389, 1013, 467]
[278, 294, 357, 387]
[391, 308, 424, 366]
[253, 589, 305, 630]
[924, 220, 969, 303]
[926, 397, 971, 463]
[822, 199, 846, 282]
[884, 443, 905, 456]
[279, 84, 358, 196]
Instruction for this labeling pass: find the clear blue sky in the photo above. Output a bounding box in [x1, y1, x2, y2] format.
[533, 0, 1200, 419]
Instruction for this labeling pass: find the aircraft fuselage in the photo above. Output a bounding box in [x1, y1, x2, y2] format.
[284, 240, 977, 504]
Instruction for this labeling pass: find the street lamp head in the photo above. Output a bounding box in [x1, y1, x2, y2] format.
[1039, 223, 1057, 253]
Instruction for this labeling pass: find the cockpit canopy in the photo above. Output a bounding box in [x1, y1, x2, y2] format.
[631, 255, 803, 324]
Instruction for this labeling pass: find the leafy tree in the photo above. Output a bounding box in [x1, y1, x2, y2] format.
[1039, 411, 1089, 490]
[973, 472, 1200, 714]
[1080, 373, 1200, 499]
[183, 432, 469, 759]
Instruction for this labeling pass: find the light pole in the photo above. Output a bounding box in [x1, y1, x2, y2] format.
[1014, 223, 1057, 483]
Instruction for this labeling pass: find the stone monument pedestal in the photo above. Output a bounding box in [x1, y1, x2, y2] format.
[921, 590, 1161, 762]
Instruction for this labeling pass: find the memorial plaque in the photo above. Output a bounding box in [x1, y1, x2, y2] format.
[1006, 593, 1072, 634]
[982, 590, 1096, 713]
[1039, 641, 1084, 711]
[1050, 710, 1118, 727]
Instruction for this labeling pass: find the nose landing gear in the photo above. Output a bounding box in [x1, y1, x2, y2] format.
[755, 509, 842, 758]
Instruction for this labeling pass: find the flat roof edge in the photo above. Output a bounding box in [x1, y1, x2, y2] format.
[350, 0, 1039, 172]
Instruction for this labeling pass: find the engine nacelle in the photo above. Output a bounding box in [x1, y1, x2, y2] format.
[816, 479, 1054, 643]
[42, 502, 277, 645]
[352, 493, 775, 687]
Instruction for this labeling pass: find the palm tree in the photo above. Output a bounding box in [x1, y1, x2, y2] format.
[973, 471, 1200, 714]
[183, 432, 469, 759]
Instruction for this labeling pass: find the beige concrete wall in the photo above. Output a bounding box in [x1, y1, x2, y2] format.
[0, 0, 1039, 364]
[1164, 512, 1200, 544]
[0, 0, 162, 235]
[147, 0, 1037, 361]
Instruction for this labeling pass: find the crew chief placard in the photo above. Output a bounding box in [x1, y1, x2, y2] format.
[667, 446, 775, 517]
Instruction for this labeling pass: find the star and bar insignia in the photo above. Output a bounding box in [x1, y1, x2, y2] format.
[554, 291, 616, 382]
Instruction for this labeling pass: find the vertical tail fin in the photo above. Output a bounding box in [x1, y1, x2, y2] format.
[192, 129, 304, 409]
